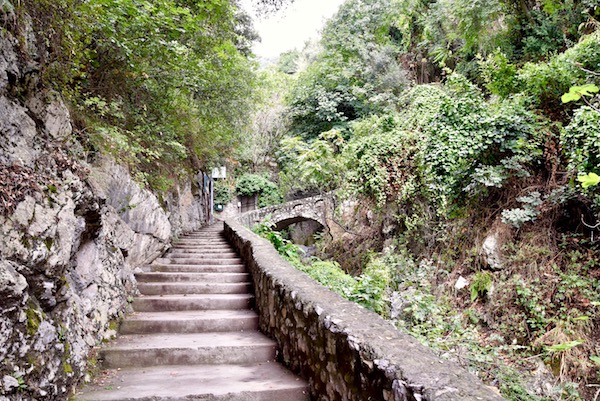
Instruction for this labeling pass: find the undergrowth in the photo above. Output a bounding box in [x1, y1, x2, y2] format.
[253, 220, 391, 317]
[254, 215, 600, 401]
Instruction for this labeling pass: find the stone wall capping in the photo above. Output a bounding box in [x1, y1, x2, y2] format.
[224, 218, 506, 401]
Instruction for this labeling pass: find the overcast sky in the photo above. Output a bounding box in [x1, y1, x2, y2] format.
[241, 0, 346, 59]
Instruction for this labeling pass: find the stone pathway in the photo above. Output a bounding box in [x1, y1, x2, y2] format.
[76, 222, 308, 401]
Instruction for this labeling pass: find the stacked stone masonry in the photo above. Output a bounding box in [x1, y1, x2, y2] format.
[224, 219, 507, 401]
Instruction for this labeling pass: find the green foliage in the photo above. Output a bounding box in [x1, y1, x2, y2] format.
[213, 180, 233, 206]
[278, 131, 343, 196]
[577, 172, 600, 189]
[496, 367, 543, 401]
[351, 256, 392, 316]
[285, 0, 408, 139]
[562, 106, 600, 174]
[254, 222, 390, 315]
[545, 340, 584, 353]
[235, 173, 282, 208]
[21, 0, 259, 191]
[237, 68, 293, 172]
[517, 31, 600, 113]
[343, 115, 418, 206]
[478, 51, 521, 97]
[470, 271, 493, 302]
[561, 84, 600, 103]
[277, 50, 300, 74]
[501, 192, 543, 228]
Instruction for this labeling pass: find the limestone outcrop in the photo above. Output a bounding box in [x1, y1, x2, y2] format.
[0, 14, 210, 401]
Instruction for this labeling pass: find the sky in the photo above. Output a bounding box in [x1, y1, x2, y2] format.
[241, 0, 346, 60]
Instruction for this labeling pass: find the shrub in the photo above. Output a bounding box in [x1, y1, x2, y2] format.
[478, 51, 521, 98]
[235, 173, 283, 208]
[213, 180, 233, 206]
[518, 31, 600, 114]
[562, 106, 600, 174]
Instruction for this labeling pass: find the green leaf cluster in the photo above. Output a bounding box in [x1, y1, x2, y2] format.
[254, 222, 392, 316]
[235, 173, 282, 208]
[277, 130, 343, 197]
[20, 0, 260, 190]
[285, 0, 409, 140]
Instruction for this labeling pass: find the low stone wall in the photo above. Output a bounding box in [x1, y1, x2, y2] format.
[224, 219, 505, 401]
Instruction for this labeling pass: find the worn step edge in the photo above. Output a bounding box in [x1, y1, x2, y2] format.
[135, 272, 250, 283]
[75, 363, 309, 401]
[154, 258, 243, 266]
[144, 264, 247, 273]
[137, 282, 252, 295]
[100, 333, 277, 367]
[166, 253, 239, 259]
[132, 294, 254, 312]
[120, 310, 259, 334]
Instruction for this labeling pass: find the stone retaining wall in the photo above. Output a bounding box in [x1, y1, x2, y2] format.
[224, 219, 506, 401]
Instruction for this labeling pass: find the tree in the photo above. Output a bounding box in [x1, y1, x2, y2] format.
[285, 0, 409, 140]
[25, 0, 261, 190]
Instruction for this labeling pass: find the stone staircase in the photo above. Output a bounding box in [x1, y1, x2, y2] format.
[76, 222, 309, 401]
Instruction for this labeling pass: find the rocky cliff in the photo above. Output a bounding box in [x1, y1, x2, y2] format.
[0, 12, 211, 401]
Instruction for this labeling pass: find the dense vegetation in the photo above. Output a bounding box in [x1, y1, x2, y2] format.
[10, 0, 600, 399]
[16, 0, 268, 190]
[243, 0, 600, 400]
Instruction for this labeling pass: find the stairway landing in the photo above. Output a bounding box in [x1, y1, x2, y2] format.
[75, 221, 309, 401]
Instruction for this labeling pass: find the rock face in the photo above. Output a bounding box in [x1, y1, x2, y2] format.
[0, 15, 210, 401]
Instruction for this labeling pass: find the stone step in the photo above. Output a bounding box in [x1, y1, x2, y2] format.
[119, 310, 259, 334]
[75, 363, 309, 401]
[154, 257, 243, 265]
[171, 244, 231, 250]
[168, 247, 235, 253]
[174, 239, 229, 245]
[133, 294, 254, 312]
[146, 264, 247, 273]
[137, 282, 252, 295]
[99, 332, 277, 367]
[182, 233, 226, 238]
[166, 252, 239, 259]
[169, 247, 236, 253]
[136, 272, 250, 283]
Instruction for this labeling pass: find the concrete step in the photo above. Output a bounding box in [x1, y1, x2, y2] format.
[174, 239, 229, 245]
[154, 257, 243, 265]
[137, 282, 252, 295]
[166, 252, 239, 259]
[136, 272, 250, 283]
[171, 244, 231, 250]
[182, 233, 226, 238]
[167, 250, 235, 256]
[119, 310, 259, 334]
[76, 363, 309, 401]
[133, 294, 254, 312]
[169, 248, 237, 254]
[146, 264, 247, 273]
[100, 332, 277, 367]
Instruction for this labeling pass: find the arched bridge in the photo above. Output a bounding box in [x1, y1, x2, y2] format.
[236, 194, 334, 231]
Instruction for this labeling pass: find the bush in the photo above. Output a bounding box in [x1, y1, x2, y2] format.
[235, 173, 282, 208]
[517, 31, 600, 114]
[562, 106, 600, 174]
[213, 180, 233, 206]
[478, 51, 521, 98]
[344, 120, 419, 207]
